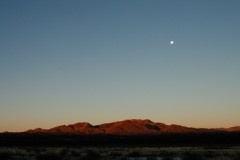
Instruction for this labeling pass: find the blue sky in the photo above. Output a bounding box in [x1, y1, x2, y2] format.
[0, 0, 240, 132]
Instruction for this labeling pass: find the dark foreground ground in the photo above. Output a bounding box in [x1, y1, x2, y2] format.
[1, 132, 240, 160]
[1, 146, 240, 160]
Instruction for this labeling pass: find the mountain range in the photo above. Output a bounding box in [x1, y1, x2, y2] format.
[25, 119, 240, 135]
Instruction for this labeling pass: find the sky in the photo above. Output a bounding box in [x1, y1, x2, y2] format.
[0, 0, 240, 132]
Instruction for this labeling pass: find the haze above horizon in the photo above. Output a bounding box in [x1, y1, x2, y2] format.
[0, 0, 240, 132]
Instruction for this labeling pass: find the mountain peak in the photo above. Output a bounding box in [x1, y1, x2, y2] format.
[24, 119, 240, 135]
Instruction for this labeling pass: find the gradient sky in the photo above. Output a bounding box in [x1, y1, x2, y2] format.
[1, 0, 240, 132]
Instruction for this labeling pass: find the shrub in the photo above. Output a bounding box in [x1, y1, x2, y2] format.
[127, 151, 141, 157]
[82, 150, 101, 160]
[37, 152, 62, 160]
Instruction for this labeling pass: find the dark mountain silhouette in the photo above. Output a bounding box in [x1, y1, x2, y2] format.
[1, 119, 240, 146]
[25, 119, 240, 135]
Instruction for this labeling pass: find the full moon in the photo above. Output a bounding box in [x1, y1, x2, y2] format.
[170, 40, 174, 45]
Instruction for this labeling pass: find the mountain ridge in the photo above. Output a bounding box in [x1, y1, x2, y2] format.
[23, 119, 240, 135]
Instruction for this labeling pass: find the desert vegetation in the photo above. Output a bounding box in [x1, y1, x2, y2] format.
[0, 146, 240, 160]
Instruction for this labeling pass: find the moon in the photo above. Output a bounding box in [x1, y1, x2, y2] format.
[170, 40, 174, 45]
